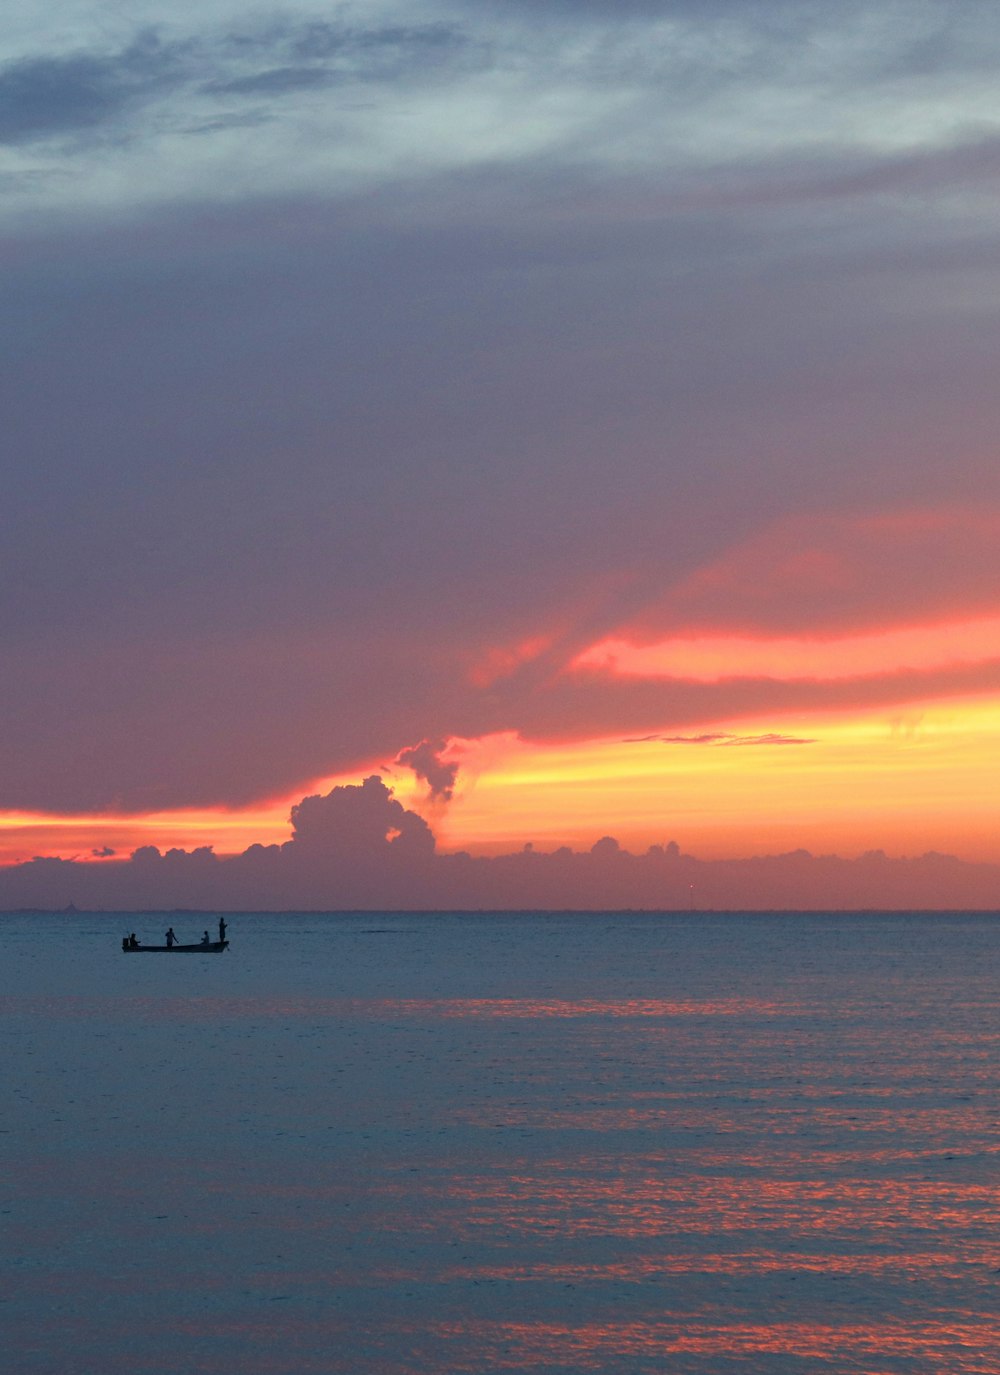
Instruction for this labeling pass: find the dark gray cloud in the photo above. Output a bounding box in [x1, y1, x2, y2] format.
[207, 18, 473, 95]
[290, 19, 470, 65]
[0, 33, 185, 143]
[0, 16, 476, 149]
[183, 110, 274, 136]
[205, 66, 333, 97]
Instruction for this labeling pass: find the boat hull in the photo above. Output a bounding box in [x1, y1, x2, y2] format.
[122, 941, 229, 953]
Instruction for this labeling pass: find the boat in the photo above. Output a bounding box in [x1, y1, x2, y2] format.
[122, 940, 229, 953]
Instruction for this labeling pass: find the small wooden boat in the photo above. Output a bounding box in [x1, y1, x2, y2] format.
[122, 940, 229, 953]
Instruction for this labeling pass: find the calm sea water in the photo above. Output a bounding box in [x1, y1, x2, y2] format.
[3, 911, 999, 1374]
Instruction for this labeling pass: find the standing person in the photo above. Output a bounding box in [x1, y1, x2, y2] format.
[218, 916, 227, 945]
[165, 927, 177, 948]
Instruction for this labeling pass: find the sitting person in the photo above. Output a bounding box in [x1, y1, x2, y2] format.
[201, 930, 210, 945]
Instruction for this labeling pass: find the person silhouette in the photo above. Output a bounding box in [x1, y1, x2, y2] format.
[218, 917, 227, 944]
[165, 927, 177, 948]
[201, 931, 210, 946]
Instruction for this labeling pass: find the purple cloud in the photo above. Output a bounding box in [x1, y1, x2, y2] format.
[395, 740, 459, 803]
[290, 776, 434, 857]
[5, 5, 1000, 820]
[659, 732, 817, 746]
[720, 733, 817, 747]
[660, 734, 733, 745]
[0, 777, 993, 912]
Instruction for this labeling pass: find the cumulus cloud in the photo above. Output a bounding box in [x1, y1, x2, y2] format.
[0, 774, 995, 911]
[290, 775, 435, 856]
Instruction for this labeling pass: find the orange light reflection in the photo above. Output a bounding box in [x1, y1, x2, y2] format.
[438, 1318, 1000, 1369]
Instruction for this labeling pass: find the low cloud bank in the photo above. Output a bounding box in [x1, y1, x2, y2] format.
[1, 776, 998, 912]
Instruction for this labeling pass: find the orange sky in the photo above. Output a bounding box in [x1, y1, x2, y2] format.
[572, 614, 1000, 683]
[9, 0, 1000, 918]
[4, 663, 1000, 867]
[5, 595, 1000, 868]
[431, 697, 1000, 860]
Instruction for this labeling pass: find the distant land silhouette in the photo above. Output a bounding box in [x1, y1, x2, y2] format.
[2, 776, 998, 911]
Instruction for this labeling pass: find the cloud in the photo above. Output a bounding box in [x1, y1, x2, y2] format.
[0, 33, 184, 143]
[395, 740, 459, 802]
[0, 774, 997, 911]
[719, 733, 816, 747]
[288, 19, 471, 69]
[290, 775, 435, 856]
[652, 732, 816, 745]
[6, 1, 1000, 227]
[206, 19, 472, 95]
[0, 15, 476, 156]
[660, 734, 732, 744]
[466, 653, 1000, 762]
[608, 508, 1000, 642]
[5, 7, 1000, 816]
[205, 66, 333, 97]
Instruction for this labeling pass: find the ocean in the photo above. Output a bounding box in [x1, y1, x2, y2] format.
[3, 911, 998, 1374]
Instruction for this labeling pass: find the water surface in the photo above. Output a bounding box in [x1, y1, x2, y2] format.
[4, 911, 999, 1373]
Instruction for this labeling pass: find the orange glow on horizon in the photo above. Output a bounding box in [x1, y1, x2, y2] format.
[0, 802, 292, 867]
[431, 694, 1000, 861]
[6, 692, 1000, 867]
[0, 768, 428, 867]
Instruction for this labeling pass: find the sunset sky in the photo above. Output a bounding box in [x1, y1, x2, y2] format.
[5, 1, 1000, 875]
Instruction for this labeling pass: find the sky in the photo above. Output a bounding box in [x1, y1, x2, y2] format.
[5, 0, 1000, 889]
